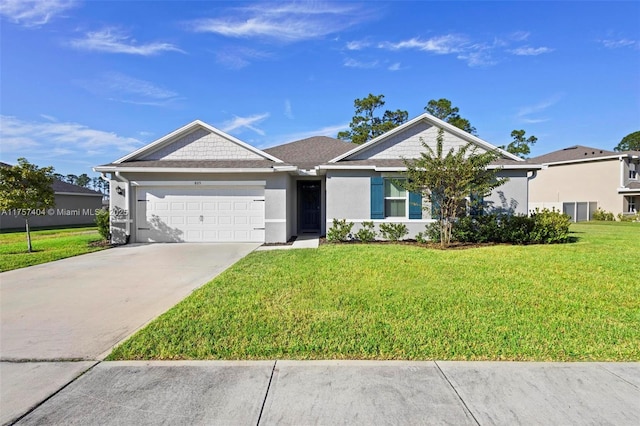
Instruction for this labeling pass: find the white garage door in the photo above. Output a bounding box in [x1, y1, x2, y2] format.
[136, 187, 265, 243]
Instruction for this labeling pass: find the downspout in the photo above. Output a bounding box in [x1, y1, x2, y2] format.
[527, 169, 537, 215]
[115, 171, 131, 242]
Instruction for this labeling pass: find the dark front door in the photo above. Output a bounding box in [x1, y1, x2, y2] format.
[298, 181, 321, 232]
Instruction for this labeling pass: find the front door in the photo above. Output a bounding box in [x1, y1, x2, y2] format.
[298, 181, 321, 232]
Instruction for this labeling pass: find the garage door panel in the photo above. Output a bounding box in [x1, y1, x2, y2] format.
[136, 187, 265, 243]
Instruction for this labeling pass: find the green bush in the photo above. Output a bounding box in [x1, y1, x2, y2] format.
[500, 214, 535, 244]
[327, 218, 354, 242]
[617, 212, 640, 222]
[355, 221, 376, 242]
[379, 222, 408, 241]
[416, 222, 442, 243]
[95, 209, 110, 241]
[593, 208, 615, 221]
[530, 208, 571, 243]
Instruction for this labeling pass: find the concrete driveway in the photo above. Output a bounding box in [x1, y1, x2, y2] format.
[0, 243, 259, 424]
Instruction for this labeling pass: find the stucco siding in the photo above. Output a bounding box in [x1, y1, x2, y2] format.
[352, 121, 487, 160]
[140, 128, 263, 161]
[529, 160, 623, 213]
[326, 170, 372, 220]
[0, 194, 103, 230]
[485, 170, 530, 215]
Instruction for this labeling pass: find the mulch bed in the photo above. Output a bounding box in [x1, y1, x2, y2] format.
[319, 238, 497, 250]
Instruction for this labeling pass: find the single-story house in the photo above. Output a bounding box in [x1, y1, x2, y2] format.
[94, 113, 540, 244]
[0, 162, 104, 230]
[528, 145, 640, 221]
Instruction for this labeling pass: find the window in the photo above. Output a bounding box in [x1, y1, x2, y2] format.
[384, 179, 406, 217]
[629, 196, 637, 213]
[629, 162, 637, 180]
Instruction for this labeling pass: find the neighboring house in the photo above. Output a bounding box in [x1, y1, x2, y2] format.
[0, 162, 104, 230]
[528, 145, 640, 221]
[94, 114, 539, 244]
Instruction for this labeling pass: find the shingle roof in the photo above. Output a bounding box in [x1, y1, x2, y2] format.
[52, 180, 102, 195]
[529, 145, 618, 164]
[99, 160, 280, 169]
[264, 136, 357, 169]
[323, 158, 531, 168]
[1, 161, 101, 195]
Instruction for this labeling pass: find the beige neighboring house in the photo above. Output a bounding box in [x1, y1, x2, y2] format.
[528, 145, 640, 221]
[0, 162, 104, 230]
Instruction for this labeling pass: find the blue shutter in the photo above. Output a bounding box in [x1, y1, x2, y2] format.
[408, 191, 422, 219]
[470, 193, 484, 217]
[370, 177, 384, 219]
[431, 189, 442, 220]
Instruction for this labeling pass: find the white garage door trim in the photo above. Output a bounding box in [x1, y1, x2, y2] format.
[136, 186, 265, 243]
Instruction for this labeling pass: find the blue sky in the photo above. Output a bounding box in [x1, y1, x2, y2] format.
[1, 0, 639, 176]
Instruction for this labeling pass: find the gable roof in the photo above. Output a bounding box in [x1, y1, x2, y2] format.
[114, 120, 284, 164]
[528, 145, 620, 164]
[264, 136, 357, 170]
[329, 113, 523, 163]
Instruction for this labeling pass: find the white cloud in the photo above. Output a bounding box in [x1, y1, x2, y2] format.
[510, 31, 530, 42]
[69, 28, 184, 56]
[599, 38, 638, 49]
[0, 0, 76, 27]
[388, 62, 402, 71]
[346, 40, 370, 50]
[379, 35, 468, 54]
[215, 47, 270, 69]
[284, 100, 293, 119]
[221, 113, 269, 136]
[0, 115, 143, 158]
[510, 46, 554, 56]
[78, 72, 180, 106]
[189, 2, 373, 42]
[516, 94, 563, 123]
[343, 57, 379, 69]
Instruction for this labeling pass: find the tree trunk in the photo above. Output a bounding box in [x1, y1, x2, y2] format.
[25, 217, 32, 253]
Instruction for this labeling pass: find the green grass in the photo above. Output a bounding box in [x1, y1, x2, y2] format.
[108, 222, 640, 361]
[0, 227, 107, 272]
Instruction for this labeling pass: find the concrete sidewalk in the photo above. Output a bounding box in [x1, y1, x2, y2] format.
[10, 360, 640, 425]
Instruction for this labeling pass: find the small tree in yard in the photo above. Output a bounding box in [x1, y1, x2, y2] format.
[0, 158, 55, 252]
[402, 129, 507, 247]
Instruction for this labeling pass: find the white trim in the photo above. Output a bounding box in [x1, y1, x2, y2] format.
[54, 191, 103, 197]
[114, 120, 284, 164]
[618, 187, 640, 194]
[93, 167, 280, 173]
[264, 219, 286, 223]
[328, 113, 522, 163]
[130, 180, 266, 187]
[318, 164, 540, 171]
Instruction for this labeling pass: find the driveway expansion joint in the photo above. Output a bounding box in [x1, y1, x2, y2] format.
[256, 360, 277, 426]
[434, 360, 481, 426]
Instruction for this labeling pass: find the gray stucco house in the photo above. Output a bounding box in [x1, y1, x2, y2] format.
[94, 113, 538, 244]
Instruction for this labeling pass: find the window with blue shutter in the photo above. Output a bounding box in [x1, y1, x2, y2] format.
[370, 177, 384, 219]
[408, 191, 422, 219]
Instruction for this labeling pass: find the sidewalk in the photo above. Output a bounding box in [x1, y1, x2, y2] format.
[6, 360, 639, 425]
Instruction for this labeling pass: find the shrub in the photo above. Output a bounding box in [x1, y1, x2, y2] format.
[617, 212, 640, 222]
[355, 221, 376, 242]
[95, 208, 110, 241]
[379, 222, 409, 241]
[530, 208, 571, 243]
[327, 218, 354, 242]
[593, 208, 615, 221]
[500, 214, 535, 244]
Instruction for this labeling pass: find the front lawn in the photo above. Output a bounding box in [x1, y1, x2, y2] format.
[109, 222, 640, 361]
[0, 227, 106, 272]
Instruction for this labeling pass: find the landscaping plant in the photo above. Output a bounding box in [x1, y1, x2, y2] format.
[378, 222, 408, 241]
[355, 221, 376, 242]
[327, 218, 354, 242]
